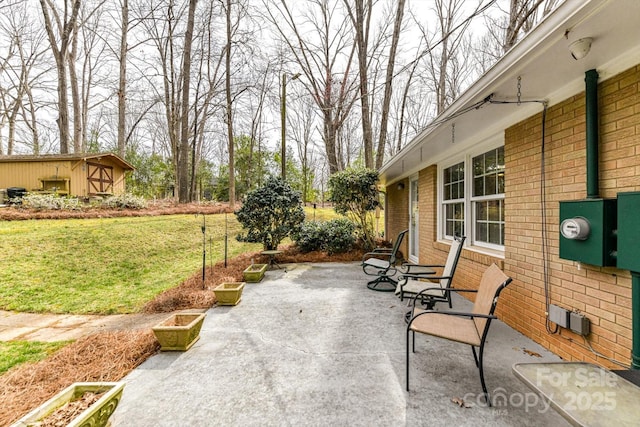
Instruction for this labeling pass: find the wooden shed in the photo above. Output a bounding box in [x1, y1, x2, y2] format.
[0, 153, 134, 198]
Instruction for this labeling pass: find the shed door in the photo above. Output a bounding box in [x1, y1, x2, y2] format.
[87, 162, 114, 195]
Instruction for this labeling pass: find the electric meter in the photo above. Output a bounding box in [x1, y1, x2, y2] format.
[560, 217, 591, 240]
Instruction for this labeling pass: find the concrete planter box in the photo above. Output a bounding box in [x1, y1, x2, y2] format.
[214, 282, 245, 306]
[152, 313, 206, 351]
[242, 263, 267, 283]
[11, 381, 125, 427]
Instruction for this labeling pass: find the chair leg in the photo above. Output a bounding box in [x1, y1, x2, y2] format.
[366, 274, 397, 292]
[406, 328, 411, 391]
[477, 343, 491, 407]
[471, 346, 479, 367]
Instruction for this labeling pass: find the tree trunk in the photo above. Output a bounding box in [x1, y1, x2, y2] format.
[117, 0, 128, 158]
[178, 0, 197, 203]
[375, 0, 405, 169]
[225, 0, 235, 208]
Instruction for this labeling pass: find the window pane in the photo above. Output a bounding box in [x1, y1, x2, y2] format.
[498, 172, 505, 194]
[473, 156, 483, 176]
[476, 201, 487, 221]
[474, 176, 483, 196]
[486, 174, 496, 195]
[488, 200, 501, 221]
[489, 223, 501, 245]
[476, 222, 487, 242]
[486, 150, 497, 173]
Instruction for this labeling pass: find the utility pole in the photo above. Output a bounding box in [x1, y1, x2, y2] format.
[280, 72, 300, 180]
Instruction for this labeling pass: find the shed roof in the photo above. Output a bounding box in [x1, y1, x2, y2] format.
[380, 0, 640, 184]
[0, 153, 135, 171]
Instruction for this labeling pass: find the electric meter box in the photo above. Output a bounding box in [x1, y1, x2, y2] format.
[617, 192, 640, 271]
[559, 199, 617, 267]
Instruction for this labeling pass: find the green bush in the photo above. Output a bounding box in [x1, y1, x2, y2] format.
[292, 221, 324, 253]
[323, 218, 356, 254]
[21, 194, 82, 210]
[235, 177, 305, 250]
[328, 168, 380, 250]
[102, 193, 147, 209]
[293, 218, 356, 254]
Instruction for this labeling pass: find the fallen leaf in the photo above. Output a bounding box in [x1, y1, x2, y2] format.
[523, 348, 542, 358]
[451, 397, 472, 408]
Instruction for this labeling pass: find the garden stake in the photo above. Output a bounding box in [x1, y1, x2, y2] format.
[224, 212, 228, 268]
[197, 214, 206, 289]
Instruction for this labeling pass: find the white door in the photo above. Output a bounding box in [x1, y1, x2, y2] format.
[409, 176, 419, 262]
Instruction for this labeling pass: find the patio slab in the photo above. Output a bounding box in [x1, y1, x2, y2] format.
[112, 262, 569, 426]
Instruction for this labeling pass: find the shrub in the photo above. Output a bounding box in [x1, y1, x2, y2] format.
[293, 218, 356, 254]
[235, 177, 305, 251]
[328, 168, 380, 250]
[20, 194, 82, 211]
[323, 218, 356, 254]
[102, 193, 147, 209]
[292, 221, 324, 253]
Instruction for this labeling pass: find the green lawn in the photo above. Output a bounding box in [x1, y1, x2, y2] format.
[0, 213, 264, 314]
[0, 341, 69, 374]
[0, 208, 341, 315]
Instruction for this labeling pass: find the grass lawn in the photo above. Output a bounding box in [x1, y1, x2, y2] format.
[0, 208, 341, 315]
[0, 341, 69, 374]
[0, 213, 263, 314]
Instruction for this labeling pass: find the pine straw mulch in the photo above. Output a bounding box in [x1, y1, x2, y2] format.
[0, 244, 367, 426]
[0, 201, 234, 221]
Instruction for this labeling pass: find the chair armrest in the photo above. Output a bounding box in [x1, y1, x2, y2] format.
[401, 263, 444, 270]
[399, 274, 451, 281]
[410, 309, 497, 321]
[410, 286, 477, 307]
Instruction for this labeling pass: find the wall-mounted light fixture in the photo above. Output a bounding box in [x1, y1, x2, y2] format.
[397, 182, 405, 190]
[569, 37, 593, 60]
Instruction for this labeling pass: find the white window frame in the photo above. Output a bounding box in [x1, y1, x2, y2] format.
[438, 135, 505, 252]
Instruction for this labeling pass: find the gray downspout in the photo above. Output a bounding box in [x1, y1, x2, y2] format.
[585, 69, 599, 199]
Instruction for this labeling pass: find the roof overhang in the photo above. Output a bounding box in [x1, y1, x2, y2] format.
[0, 153, 135, 171]
[380, 0, 640, 185]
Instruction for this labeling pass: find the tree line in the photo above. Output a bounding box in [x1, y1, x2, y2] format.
[0, 0, 559, 204]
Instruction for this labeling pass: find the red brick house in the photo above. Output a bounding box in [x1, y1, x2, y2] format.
[381, 0, 640, 369]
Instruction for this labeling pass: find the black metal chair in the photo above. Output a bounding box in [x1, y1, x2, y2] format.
[396, 235, 466, 309]
[361, 229, 408, 292]
[406, 263, 512, 405]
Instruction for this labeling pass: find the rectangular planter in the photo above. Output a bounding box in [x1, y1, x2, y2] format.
[152, 312, 206, 351]
[214, 282, 245, 306]
[242, 263, 267, 283]
[11, 381, 125, 427]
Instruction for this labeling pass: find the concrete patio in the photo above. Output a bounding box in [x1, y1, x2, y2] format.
[112, 262, 569, 426]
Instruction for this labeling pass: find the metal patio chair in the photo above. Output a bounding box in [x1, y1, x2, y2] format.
[361, 229, 408, 292]
[396, 235, 466, 309]
[405, 263, 512, 405]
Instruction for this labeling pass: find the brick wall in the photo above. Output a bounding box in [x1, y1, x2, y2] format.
[386, 65, 639, 368]
[385, 178, 410, 258]
[502, 65, 639, 368]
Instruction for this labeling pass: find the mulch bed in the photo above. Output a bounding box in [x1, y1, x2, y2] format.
[0, 215, 368, 425]
[0, 201, 234, 221]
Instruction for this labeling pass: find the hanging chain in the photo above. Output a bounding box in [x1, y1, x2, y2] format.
[451, 123, 455, 144]
[517, 76, 522, 105]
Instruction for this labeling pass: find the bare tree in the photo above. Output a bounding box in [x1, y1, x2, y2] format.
[117, 0, 128, 157]
[39, 0, 81, 153]
[224, 0, 236, 207]
[177, 0, 197, 203]
[264, 0, 359, 174]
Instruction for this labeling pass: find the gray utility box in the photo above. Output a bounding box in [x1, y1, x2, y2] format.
[559, 199, 617, 267]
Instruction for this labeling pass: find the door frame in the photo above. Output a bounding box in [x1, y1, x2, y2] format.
[408, 174, 419, 263]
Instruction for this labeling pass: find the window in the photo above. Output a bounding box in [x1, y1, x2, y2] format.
[443, 162, 464, 238]
[440, 146, 505, 249]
